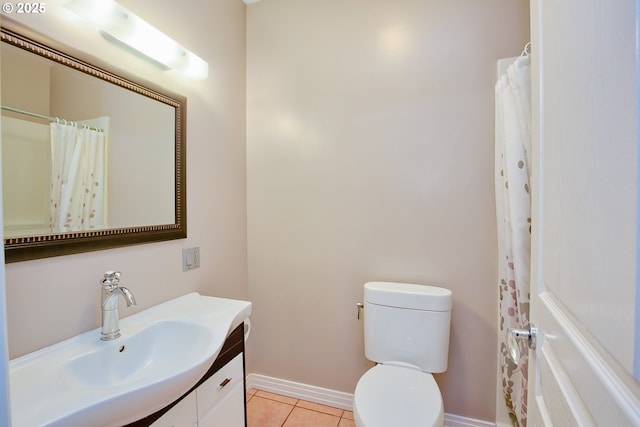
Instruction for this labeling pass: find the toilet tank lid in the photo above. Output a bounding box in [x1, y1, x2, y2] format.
[364, 282, 452, 312]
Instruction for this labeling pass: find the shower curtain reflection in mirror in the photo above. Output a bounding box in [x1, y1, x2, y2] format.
[50, 119, 107, 233]
[2, 115, 108, 237]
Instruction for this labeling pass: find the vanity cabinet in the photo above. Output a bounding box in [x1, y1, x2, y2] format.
[150, 393, 197, 427]
[198, 354, 245, 427]
[128, 323, 247, 427]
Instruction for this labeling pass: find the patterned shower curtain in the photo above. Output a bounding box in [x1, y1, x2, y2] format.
[50, 121, 106, 232]
[494, 49, 532, 427]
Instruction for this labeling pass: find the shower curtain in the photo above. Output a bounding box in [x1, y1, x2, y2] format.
[494, 49, 531, 427]
[50, 121, 106, 233]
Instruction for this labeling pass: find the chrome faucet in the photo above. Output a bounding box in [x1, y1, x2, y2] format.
[101, 271, 136, 341]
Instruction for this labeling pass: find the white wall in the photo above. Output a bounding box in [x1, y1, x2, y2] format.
[246, 0, 529, 422]
[3, 0, 248, 359]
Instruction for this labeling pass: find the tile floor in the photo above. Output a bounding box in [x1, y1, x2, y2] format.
[246, 388, 355, 427]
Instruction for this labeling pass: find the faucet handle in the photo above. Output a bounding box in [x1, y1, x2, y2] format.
[102, 271, 122, 287]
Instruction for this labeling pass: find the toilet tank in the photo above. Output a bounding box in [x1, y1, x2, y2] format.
[363, 282, 452, 373]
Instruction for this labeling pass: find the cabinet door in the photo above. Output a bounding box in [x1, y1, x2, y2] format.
[151, 391, 197, 427]
[198, 381, 244, 427]
[197, 353, 245, 427]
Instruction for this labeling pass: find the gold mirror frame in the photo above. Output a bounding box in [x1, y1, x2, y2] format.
[2, 27, 187, 263]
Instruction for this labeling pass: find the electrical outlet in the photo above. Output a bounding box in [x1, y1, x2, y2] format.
[182, 247, 200, 271]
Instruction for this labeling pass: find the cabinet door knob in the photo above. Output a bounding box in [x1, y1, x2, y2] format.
[218, 377, 232, 390]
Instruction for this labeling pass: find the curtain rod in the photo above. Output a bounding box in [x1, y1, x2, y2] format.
[1, 105, 103, 132]
[2, 105, 55, 122]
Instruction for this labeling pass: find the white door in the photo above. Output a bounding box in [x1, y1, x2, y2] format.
[527, 0, 640, 425]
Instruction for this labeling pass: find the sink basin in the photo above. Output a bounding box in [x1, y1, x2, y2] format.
[62, 321, 211, 388]
[9, 292, 251, 427]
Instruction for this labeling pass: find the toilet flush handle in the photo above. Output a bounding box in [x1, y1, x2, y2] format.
[356, 302, 364, 320]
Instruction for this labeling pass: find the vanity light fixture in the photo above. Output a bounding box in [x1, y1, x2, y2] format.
[62, 0, 209, 80]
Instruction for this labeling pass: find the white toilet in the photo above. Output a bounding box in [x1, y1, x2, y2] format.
[353, 281, 453, 427]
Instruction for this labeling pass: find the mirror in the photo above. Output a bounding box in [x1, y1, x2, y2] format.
[1, 27, 186, 262]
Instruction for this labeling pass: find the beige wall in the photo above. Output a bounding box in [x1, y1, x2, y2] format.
[246, 0, 529, 422]
[3, 0, 248, 358]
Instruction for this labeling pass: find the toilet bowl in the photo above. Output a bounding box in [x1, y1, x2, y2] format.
[353, 282, 452, 427]
[353, 364, 444, 427]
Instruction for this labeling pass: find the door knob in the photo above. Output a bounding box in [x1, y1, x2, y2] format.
[506, 326, 537, 366]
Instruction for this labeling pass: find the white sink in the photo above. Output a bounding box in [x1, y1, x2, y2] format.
[62, 321, 212, 388]
[9, 292, 252, 427]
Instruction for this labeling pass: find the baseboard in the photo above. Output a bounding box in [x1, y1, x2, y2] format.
[246, 373, 496, 427]
[445, 414, 497, 427]
[247, 373, 354, 411]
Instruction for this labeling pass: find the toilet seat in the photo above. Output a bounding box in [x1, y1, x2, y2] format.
[353, 364, 444, 427]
